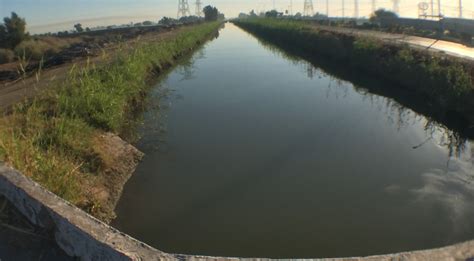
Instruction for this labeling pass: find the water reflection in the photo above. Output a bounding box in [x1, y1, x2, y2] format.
[114, 24, 474, 258]
[252, 32, 471, 157]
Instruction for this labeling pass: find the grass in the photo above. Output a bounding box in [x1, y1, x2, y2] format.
[0, 22, 221, 217]
[13, 36, 82, 61]
[234, 18, 474, 117]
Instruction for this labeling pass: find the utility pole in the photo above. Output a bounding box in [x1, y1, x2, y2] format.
[195, 0, 202, 17]
[342, 0, 345, 18]
[354, 0, 359, 18]
[438, 0, 442, 17]
[303, 0, 314, 16]
[273, 0, 276, 10]
[430, 0, 434, 17]
[392, 0, 399, 14]
[326, 0, 329, 17]
[177, 0, 191, 18]
[459, 0, 463, 18]
[290, 0, 293, 15]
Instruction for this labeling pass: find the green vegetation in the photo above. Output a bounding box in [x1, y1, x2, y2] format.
[234, 18, 474, 118]
[203, 5, 225, 21]
[0, 12, 29, 50]
[369, 9, 398, 24]
[0, 22, 221, 218]
[74, 23, 84, 33]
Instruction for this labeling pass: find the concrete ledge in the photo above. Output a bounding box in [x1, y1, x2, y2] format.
[1, 164, 474, 260]
[0, 165, 173, 261]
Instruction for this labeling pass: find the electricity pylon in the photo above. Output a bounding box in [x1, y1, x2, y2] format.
[303, 0, 314, 16]
[195, 0, 203, 17]
[178, 0, 191, 18]
[459, 0, 463, 18]
[372, 0, 376, 13]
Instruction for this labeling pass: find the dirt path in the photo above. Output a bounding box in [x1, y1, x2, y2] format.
[0, 26, 187, 111]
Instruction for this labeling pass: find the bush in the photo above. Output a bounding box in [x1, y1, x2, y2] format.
[13, 37, 74, 60]
[0, 48, 14, 63]
[14, 40, 46, 60]
[0, 12, 29, 49]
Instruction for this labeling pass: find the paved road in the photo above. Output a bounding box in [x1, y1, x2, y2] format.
[313, 25, 474, 61]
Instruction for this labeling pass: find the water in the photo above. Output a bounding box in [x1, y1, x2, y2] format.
[112, 23, 474, 258]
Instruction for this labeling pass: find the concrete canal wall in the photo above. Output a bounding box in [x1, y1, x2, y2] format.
[1, 164, 474, 260]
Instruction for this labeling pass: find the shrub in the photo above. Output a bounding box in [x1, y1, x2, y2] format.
[0, 48, 14, 63]
[0, 12, 29, 49]
[13, 36, 77, 60]
[14, 40, 47, 60]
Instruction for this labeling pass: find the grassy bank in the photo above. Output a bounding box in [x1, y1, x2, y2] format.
[234, 19, 474, 128]
[0, 22, 221, 220]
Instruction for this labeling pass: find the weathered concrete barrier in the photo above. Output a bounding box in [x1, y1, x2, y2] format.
[1, 164, 474, 260]
[0, 165, 173, 260]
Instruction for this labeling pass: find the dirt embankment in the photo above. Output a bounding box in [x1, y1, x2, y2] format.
[0, 24, 184, 111]
[234, 19, 474, 137]
[85, 133, 144, 222]
[0, 22, 222, 223]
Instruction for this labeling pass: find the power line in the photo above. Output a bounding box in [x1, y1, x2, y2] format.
[354, 0, 359, 17]
[254, 0, 474, 19]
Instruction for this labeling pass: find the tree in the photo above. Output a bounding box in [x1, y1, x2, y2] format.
[203, 5, 218, 21]
[74, 23, 84, 33]
[0, 25, 6, 47]
[265, 10, 279, 18]
[370, 9, 398, 25]
[179, 16, 200, 24]
[238, 13, 249, 19]
[218, 12, 225, 20]
[159, 17, 177, 25]
[0, 12, 28, 49]
[142, 20, 153, 26]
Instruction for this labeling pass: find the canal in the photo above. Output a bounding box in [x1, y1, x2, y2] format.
[112, 23, 474, 258]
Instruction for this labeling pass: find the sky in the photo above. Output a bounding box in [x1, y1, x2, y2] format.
[1, 0, 474, 34]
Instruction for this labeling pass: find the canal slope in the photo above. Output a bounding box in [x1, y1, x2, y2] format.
[113, 23, 474, 258]
[233, 19, 474, 136]
[0, 22, 222, 222]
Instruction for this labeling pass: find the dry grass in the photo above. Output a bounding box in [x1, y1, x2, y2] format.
[14, 36, 82, 60]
